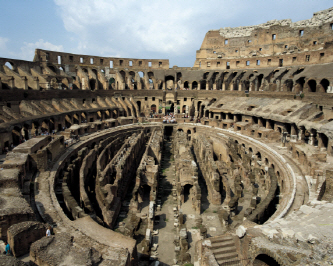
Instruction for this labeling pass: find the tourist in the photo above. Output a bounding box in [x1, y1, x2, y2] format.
[46, 226, 51, 237]
[4, 241, 11, 256]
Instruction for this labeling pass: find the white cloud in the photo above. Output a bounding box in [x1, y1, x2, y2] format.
[19, 39, 64, 60]
[53, 0, 240, 64]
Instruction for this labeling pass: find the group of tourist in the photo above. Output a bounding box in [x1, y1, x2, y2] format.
[163, 113, 177, 123]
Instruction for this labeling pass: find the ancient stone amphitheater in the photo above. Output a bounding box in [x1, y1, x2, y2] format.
[1, 7, 333, 266]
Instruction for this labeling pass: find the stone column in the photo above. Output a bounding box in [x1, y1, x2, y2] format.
[298, 128, 305, 142]
[222, 82, 226, 91]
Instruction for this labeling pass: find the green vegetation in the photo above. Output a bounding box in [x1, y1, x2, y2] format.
[183, 263, 194, 266]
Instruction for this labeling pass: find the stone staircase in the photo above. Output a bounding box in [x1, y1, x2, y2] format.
[210, 235, 240, 265]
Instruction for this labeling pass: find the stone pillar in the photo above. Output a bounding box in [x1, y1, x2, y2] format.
[291, 125, 297, 135]
[206, 83, 209, 90]
[9, 77, 15, 89]
[318, 134, 324, 149]
[309, 133, 315, 146]
[22, 76, 28, 90]
[213, 83, 217, 90]
[222, 82, 226, 91]
[266, 120, 272, 129]
[198, 83, 201, 90]
[281, 131, 287, 147]
[238, 82, 242, 91]
[298, 128, 305, 142]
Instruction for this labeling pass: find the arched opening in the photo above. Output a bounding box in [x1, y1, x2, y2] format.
[257, 74, 264, 89]
[296, 77, 305, 92]
[89, 79, 96, 91]
[73, 114, 79, 124]
[151, 104, 157, 114]
[308, 79, 317, 92]
[200, 80, 206, 90]
[187, 129, 191, 141]
[320, 79, 330, 92]
[12, 126, 22, 146]
[192, 81, 198, 90]
[319, 133, 329, 149]
[184, 81, 189, 89]
[182, 105, 187, 114]
[205, 110, 209, 118]
[284, 79, 293, 92]
[5, 62, 14, 70]
[41, 120, 49, 133]
[165, 75, 175, 90]
[256, 152, 262, 160]
[65, 115, 72, 128]
[253, 254, 280, 266]
[136, 101, 141, 114]
[109, 78, 115, 89]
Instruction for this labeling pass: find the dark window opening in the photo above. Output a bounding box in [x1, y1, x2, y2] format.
[299, 30, 304, 36]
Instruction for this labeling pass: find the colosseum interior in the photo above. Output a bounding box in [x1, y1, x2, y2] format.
[1, 7, 333, 266]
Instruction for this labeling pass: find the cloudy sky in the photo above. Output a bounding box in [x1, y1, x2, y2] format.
[0, 0, 332, 67]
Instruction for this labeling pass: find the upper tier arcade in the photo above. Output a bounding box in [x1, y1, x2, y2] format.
[194, 7, 333, 69]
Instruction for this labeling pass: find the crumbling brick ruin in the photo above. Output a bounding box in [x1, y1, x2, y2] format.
[1, 7, 333, 266]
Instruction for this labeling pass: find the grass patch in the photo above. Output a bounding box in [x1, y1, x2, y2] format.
[213, 210, 217, 213]
[192, 226, 198, 229]
[164, 218, 168, 222]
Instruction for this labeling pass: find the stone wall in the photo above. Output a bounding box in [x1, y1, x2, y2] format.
[7, 221, 47, 257]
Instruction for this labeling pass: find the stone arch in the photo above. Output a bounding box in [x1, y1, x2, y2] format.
[307, 79, 317, 92]
[284, 79, 293, 92]
[192, 81, 198, 90]
[4, 61, 14, 70]
[253, 253, 281, 266]
[320, 78, 330, 92]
